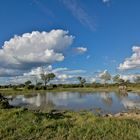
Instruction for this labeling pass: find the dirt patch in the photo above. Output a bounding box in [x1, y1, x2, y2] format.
[103, 111, 140, 119]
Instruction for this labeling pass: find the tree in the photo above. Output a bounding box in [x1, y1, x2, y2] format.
[77, 76, 86, 87]
[134, 76, 140, 83]
[99, 70, 111, 84]
[36, 82, 43, 86]
[119, 79, 125, 84]
[113, 74, 120, 83]
[24, 80, 32, 86]
[40, 73, 55, 86]
[113, 75, 125, 84]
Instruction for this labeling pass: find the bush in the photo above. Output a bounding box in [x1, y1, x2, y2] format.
[0, 94, 12, 109]
[41, 86, 47, 90]
[34, 86, 42, 90]
[25, 85, 35, 90]
[12, 86, 18, 90]
[0, 100, 11, 109]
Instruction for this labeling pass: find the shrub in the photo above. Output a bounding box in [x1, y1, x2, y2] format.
[0, 94, 12, 109]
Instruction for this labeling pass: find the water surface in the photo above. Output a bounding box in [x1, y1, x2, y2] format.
[8, 92, 140, 114]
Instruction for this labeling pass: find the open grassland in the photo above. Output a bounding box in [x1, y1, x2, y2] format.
[0, 108, 140, 140]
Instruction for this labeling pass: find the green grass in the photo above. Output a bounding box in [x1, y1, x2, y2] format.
[0, 108, 140, 140]
[0, 85, 140, 96]
[0, 87, 122, 96]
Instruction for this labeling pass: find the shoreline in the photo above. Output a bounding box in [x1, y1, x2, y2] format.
[1, 93, 140, 120]
[0, 86, 140, 96]
[0, 94, 140, 139]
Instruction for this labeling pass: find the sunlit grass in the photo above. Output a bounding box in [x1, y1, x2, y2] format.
[1, 85, 140, 96]
[0, 86, 122, 96]
[0, 108, 140, 140]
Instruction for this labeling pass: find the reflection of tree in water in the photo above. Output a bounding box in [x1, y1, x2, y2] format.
[115, 92, 140, 110]
[115, 92, 128, 100]
[48, 92, 81, 100]
[100, 92, 113, 106]
[39, 93, 55, 109]
[23, 93, 55, 110]
[78, 92, 84, 98]
[26, 92, 79, 110]
[121, 98, 140, 110]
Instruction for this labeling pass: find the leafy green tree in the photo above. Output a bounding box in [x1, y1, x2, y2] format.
[36, 82, 43, 86]
[113, 74, 120, 83]
[24, 80, 32, 86]
[77, 76, 86, 87]
[113, 75, 125, 84]
[41, 73, 55, 86]
[119, 79, 125, 84]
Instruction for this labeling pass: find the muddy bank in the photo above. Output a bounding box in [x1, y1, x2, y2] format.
[103, 110, 140, 119]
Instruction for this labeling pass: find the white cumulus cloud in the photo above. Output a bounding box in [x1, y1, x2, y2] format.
[119, 74, 140, 82]
[75, 47, 87, 54]
[99, 70, 110, 78]
[0, 29, 74, 72]
[0, 29, 74, 78]
[118, 46, 140, 70]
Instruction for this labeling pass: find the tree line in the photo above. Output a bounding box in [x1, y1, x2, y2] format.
[0, 71, 140, 90]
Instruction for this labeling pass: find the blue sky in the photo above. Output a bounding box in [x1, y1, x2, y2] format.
[0, 0, 140, 84]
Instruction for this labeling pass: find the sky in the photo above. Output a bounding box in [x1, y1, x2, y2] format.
[0, 0, 140, 84]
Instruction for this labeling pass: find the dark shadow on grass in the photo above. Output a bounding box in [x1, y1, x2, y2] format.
[33, 109, 66, 120]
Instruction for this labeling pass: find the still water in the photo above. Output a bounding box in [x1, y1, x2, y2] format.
[8, 92, 140, 114]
